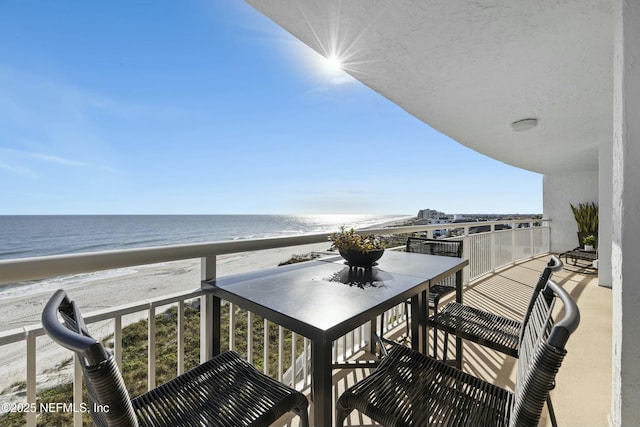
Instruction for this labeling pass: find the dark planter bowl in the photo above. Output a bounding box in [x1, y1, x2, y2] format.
[339, 249, 384, 268]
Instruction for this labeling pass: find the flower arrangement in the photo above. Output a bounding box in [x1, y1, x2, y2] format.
[328, 226, 384, 253]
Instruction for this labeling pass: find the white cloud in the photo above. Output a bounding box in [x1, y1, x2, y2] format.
[0, 148, 117, 174]
[0, 161, 35, 177]
[28, 152, 90, 167]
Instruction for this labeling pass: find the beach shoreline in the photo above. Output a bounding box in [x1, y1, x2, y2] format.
[0, 242, 333, 407]
[0, 216, 416, 331]
[0, 216, 416, 407]
[0, 242, 338, 333]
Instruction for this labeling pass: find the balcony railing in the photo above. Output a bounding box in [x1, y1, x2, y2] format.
[0, 219, 549, 426]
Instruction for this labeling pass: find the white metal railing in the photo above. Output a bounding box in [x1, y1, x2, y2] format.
[463, 223, 550, 282]
[0, 219, 549, 426]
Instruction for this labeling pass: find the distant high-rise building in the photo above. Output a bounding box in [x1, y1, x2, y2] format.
[417, 208, 446, 219]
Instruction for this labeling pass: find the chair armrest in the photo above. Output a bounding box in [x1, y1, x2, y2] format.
[545, 280, 580, 349]
[41, 289, 109, 366]
[548, 255, 563, 271]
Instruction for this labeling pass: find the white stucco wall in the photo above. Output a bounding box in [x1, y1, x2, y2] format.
[612, 1, 640, 424]
[543, 171, 599, 253]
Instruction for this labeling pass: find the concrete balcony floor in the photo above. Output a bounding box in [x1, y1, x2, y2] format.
[276, 256, 612, 427]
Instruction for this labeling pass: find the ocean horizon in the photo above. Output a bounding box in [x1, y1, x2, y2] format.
[0, 214, 412, 260]
[0, 214, 412, 300]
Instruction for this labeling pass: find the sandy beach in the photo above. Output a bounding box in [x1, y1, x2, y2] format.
[0, 242, 333, 331]
[0, 242, 334, 404]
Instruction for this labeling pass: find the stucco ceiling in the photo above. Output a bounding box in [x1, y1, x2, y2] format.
[245, 0, 613, 175]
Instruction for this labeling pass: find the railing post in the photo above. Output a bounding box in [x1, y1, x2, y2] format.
[490, 224, 496, 273]
[177, 300, 185, 375]
[461, 234, 470, 285]
[200, 255, 216, 363]
[511, 224, 517, 265]
[114, 316, 122, 370]
[530, 223, 535, 258]
[462, 227, 470, 285]
[73, 355, 83, 426]
[263, 318, 269, 375]
[148, 303, 156, 391]
[291, 332, 297, 387]
[229, 303, 235, 352]
[247, 311, 253, 364]
[303, 337, 310, 387]
[25, 332, 36, 427]
[278, 326, 284, 382]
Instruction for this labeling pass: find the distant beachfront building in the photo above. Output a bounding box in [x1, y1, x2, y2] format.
[417, 208, 446, 220]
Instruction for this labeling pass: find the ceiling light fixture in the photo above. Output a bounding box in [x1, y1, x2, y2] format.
[511, 118, 538, 132]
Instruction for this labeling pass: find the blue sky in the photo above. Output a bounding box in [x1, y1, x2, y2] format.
[0, 1, 542, 216]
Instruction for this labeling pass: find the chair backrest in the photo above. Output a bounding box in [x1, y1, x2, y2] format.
[518, 255, 563, 344]
[509, 279, 580, 427]
[405, 237, 463, 258]
[42, 289, 139, 427]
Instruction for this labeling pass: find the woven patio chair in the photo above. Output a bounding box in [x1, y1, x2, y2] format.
[42, 289, 309, 427]
[381, 237, 463, 355]
[336, 278, 580, 427]
[430, 255, 563, 361]
[428, 255, 563, 426]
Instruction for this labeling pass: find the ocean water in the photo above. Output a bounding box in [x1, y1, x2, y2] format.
[0, 214, 410, 299]
[0, 214, 410, 260]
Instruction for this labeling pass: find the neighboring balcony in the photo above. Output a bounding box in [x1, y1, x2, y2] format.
[0, 221, 612, 426]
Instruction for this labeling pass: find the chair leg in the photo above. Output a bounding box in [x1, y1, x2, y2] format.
[432, 327, 438, 359]
[336, 407, 352, 426]
[442, 331, 450, 361]
[374, 318, 388, 359]
[547, 395, 558, 427]
[295, 406, 310, 427]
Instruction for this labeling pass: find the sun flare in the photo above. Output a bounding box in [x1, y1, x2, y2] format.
[323, 55, 343, 73]
[293, 39, 356, 85]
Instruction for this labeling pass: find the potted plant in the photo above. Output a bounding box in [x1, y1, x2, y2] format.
[570, 202, 598, 248]
[583, 234, 596, 252]
[329, 226, 385, 268]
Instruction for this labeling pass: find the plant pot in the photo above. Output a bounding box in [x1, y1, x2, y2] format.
[577, 232, 598, 249]
[339, 249, 384, 268]
[584, 244, 594, 252]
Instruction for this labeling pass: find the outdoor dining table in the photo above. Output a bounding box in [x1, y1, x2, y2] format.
[201, 250, 468, 427]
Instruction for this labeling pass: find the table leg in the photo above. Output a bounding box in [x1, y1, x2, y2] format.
[312, 340, 332, 427]
[410, 290, 427, 354]
[212, 295, 221, 356]
[369, 319, 377, 354]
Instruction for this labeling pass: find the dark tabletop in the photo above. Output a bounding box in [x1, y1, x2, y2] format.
[202, 251, 468, 341]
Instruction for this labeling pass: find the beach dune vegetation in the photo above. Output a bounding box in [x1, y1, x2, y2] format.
[0, 301, 305, 426]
